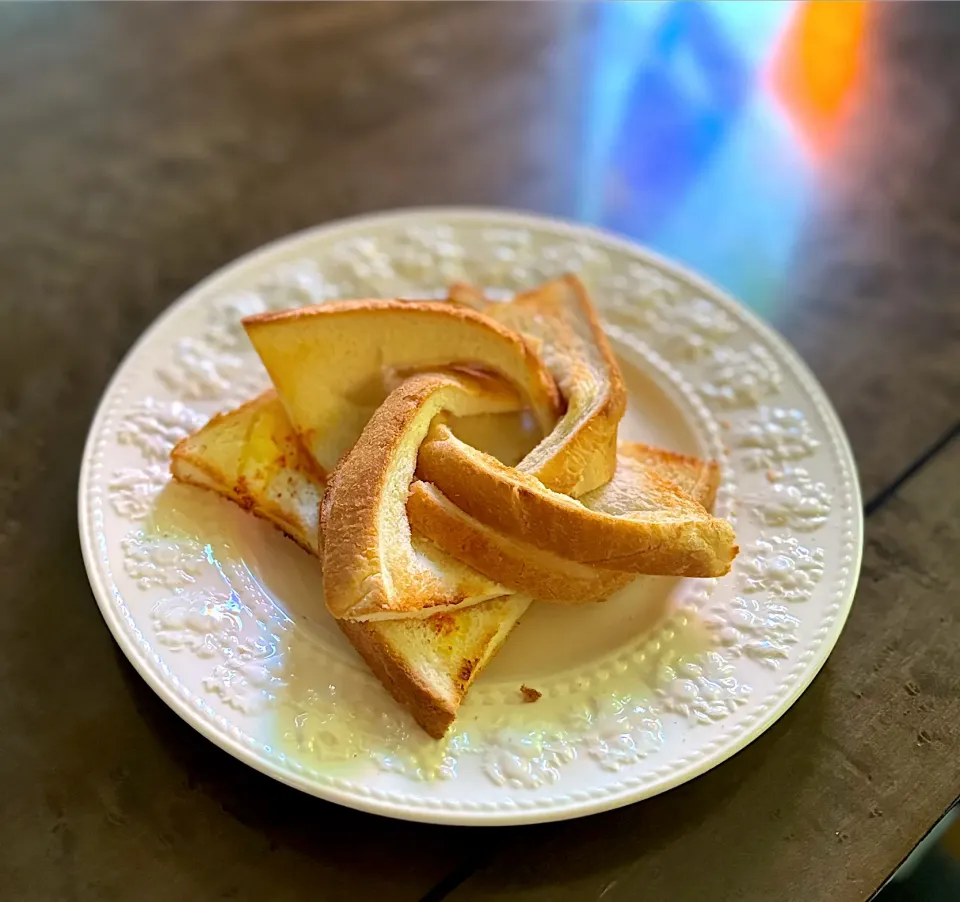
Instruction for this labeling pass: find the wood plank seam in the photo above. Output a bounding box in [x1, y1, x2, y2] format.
[863, 421, 960, 517]
[870, 797, 960, 899]
[417, 852, 499, 902]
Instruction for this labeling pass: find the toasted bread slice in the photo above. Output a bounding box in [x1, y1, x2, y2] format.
[243, 300, 561, 475]
[603, 443, 720, 513]
[320, 371, 520, 621]
[446, 282, 489, 311]
[339, 595, 529, 738]
[170, 391, 324, 555]
[409, 440, 723, 602]
[485, 274, 626, 496]
[170, 395, 531, 738]
[416, 423, 737, 576]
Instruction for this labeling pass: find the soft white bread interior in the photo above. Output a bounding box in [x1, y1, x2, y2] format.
[242, 300, 562, 475]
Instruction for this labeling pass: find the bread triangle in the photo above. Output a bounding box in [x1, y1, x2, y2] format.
[170, 391, 323, 555]
[242, 300, 562, 475]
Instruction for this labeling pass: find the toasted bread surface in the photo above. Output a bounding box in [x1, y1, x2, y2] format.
[170, 391, 324, 555]
[320, 371, 520, 621]
[340, 593, 529, 738]
[243, 300, 561, 474]
[611, 443, 720, 513]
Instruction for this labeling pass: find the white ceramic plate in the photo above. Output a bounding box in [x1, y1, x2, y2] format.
[79, 208, 862, 825]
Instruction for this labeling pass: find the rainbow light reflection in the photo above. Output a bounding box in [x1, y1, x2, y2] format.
[578, 1, 867, 314]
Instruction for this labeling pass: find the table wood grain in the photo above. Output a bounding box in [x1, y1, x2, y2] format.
[0, 3, 957, 901]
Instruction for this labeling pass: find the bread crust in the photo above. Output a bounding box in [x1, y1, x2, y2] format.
[320, 371, 520, 621]
[408, 481, 633, 603]
[416, 424, 737, 576]
[485, 275, 626, 496]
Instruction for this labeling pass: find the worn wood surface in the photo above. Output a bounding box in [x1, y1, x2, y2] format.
[0, 3, 958, 901]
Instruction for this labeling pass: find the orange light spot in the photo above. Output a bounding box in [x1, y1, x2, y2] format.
[768, 1, 868, 155]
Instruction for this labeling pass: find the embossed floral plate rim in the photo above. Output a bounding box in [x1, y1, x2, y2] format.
[79, 207, 863, 825]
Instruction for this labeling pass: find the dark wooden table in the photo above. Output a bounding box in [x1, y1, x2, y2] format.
[1, 3, 958, 900]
